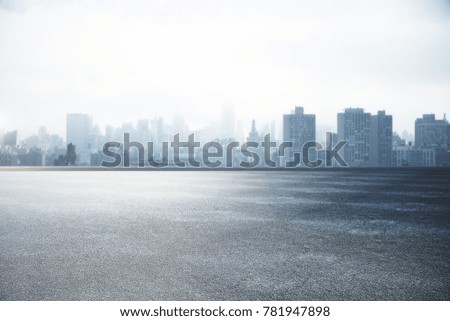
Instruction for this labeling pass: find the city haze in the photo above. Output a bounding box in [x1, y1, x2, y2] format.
[0, 0, 449, 137]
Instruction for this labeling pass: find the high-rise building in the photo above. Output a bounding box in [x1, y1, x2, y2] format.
[38, 126, 47, 143]
[370, 111, 393, 166]
[37, 126, 50, 152]
[415, 114, 449, 166]
[448, 120, 450, 150]
[90, 123, 103, 152]
[244, 119, 264, 167]
[66, 114, 93, 165]
[247, 119, 262, 142]
[151, 117, 165, 142]
[283, 106, 316, 152]
[105, 125, 115, 141]
[150, 117, 165, 159]
[270, 121, 277, 142]
[337, 108, 371, 167]
[137, 119, 150, 143]
[415, 114, 448, 149]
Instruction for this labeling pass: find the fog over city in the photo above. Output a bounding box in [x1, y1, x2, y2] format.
[0, 0, 449, 137]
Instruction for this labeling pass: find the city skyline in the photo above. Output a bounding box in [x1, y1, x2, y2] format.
[1, 107, 449, 167]
[1, 104, 439, 142]
[1, 107, 443, 147]
[0, 104, 447, 140]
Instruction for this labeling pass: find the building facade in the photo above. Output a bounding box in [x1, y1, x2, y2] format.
[337, 108, 371, 167]
[283, 106, 316, 152]
[370, 111, 393, 166]
[66, 113, 93, 165]
[415, 114, 449, 166]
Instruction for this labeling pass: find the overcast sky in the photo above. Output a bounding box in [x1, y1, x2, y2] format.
[0, 0, 449, 138]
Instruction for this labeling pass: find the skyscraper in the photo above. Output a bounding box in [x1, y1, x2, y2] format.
[66, 113, 93, 165]
[283, 106, 316, 152]
[247, 119, 263, 142]
[448, 118, 450, 148]
[370, 111, 393, 167]
[151, 117, 165, 143]
[415, 114, 448, 149]
[415, 114, 449, 166]
[245, 119, 264, 167]
[137, 119, 150, 143]
[337, 108, 371, 167]
[150, 117, 165, 159]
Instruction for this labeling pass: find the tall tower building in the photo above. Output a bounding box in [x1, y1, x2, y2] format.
[283, 106, 316, 152]
[370, 111, 393, 167]
[415, 114, 449, 166]
[66, 114, 93, 165]
[137, 119, 150, 143]
[151, 117, 165, 143]
[150, 117, 165, 158]
[337, 108, 371, 167]
[415, 114, 448, 149]
[247, 119, 263, 142]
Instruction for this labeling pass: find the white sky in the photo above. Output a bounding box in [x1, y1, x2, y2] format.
[0, 0, 449, 138]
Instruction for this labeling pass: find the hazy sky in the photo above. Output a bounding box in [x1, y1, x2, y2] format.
[0, 0, 449, 138]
